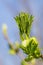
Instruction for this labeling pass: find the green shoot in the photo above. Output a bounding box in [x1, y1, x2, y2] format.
[14, 12, 34, 40]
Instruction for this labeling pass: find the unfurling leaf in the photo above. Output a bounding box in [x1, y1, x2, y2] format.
[14, 12, 34, 40]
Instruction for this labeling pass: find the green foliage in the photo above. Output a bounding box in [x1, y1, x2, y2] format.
[2, 11, 43, 65]
[14, 12, 34, 40]
[14, 12, 41, 62]
[20, 37, 41, 61]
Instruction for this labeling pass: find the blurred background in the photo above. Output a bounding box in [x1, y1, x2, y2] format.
[0, 0, 43, 65]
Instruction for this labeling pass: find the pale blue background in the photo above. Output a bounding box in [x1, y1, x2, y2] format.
[0, 0, 43, 65]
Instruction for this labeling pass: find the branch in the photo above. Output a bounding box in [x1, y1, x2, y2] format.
[40, 55, 43, 59]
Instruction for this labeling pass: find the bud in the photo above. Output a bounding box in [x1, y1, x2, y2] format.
[22, 39, 29, 47]
[2, 24, 8, 35]
[30, 37, 38, 45]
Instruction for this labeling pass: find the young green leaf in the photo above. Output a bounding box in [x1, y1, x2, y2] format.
[14, 12, 34, 40]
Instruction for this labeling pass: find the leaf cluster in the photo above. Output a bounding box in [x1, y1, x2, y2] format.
[14, 12, 34, 40]
[20, 37, 41, 61]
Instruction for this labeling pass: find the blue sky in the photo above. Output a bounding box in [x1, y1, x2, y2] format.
[0, 0, 43, 65]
